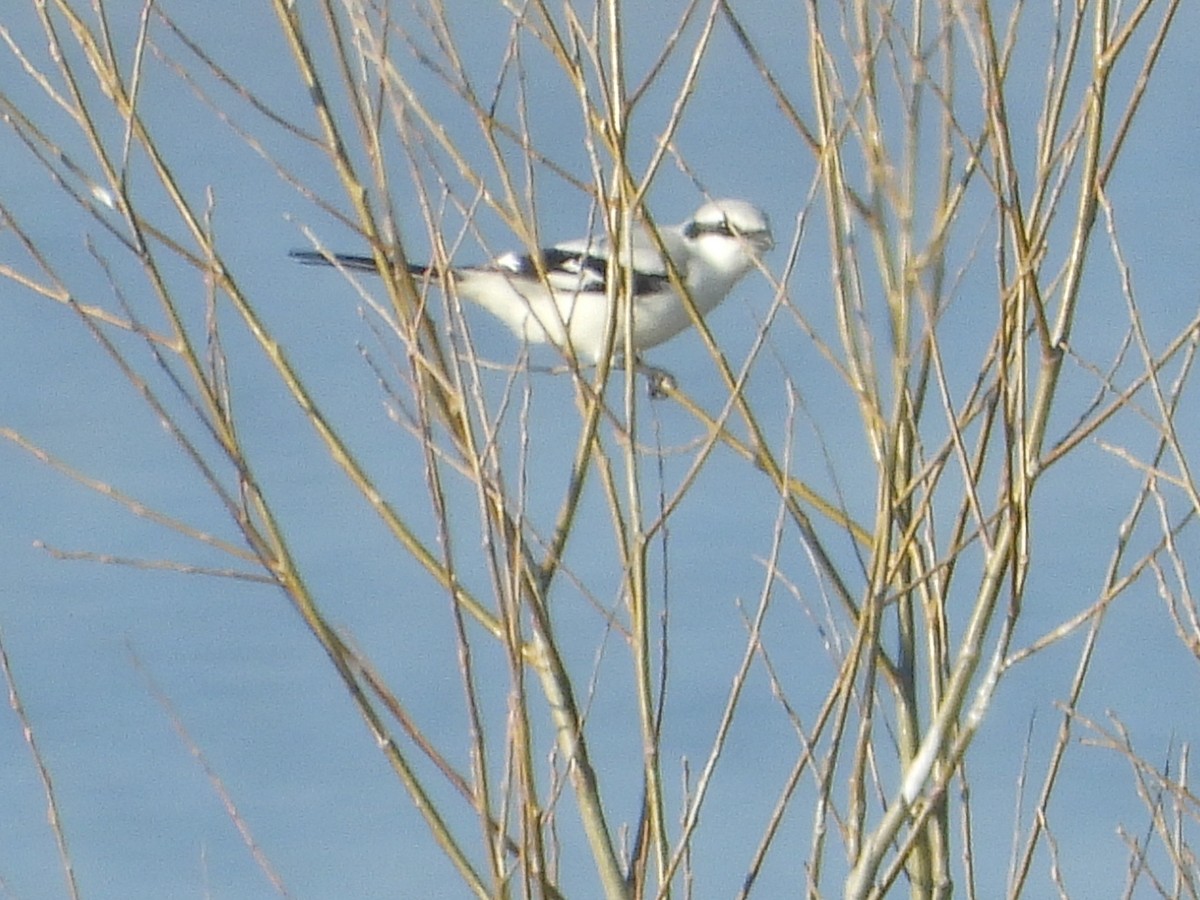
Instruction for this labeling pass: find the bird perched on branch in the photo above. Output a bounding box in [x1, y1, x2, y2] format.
[292, 198, 773, 393]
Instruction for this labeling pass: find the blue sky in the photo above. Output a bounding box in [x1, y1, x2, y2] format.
[3, 2, 1200, 896]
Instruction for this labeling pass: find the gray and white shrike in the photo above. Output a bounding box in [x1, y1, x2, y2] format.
[292, 198, 773, 391]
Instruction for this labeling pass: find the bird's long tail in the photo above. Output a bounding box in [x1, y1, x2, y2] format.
[290, 249, 433, 278]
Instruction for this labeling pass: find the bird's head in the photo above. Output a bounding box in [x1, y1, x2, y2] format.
[682, 199, 775, 277]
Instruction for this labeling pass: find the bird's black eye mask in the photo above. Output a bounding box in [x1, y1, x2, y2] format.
[683, 219, 735, 239]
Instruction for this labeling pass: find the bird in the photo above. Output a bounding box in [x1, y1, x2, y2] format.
[291, 198, 773, 392]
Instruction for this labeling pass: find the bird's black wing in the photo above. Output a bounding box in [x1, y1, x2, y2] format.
[494, 247, 670, 296]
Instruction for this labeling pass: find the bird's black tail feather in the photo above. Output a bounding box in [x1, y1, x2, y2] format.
[289, 249, 433, 278]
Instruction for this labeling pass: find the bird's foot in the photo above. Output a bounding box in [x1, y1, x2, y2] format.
[637, 362, 677, 399]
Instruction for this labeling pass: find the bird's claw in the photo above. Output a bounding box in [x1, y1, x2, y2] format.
[640, 365, 677, 399]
